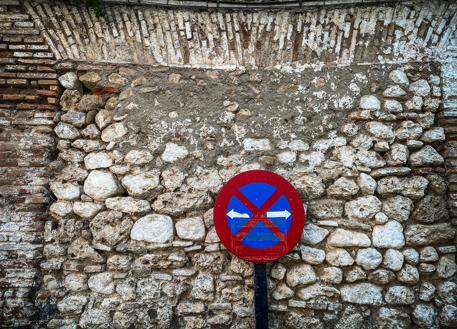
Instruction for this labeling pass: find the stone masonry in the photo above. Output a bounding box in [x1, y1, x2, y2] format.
[1, 0, 457, 328]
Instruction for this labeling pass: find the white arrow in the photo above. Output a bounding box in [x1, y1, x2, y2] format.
[266, 210, 291, 219]
[227, 209, 250, 219]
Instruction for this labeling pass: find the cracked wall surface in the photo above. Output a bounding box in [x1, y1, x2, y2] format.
[1, 0, 457, 328]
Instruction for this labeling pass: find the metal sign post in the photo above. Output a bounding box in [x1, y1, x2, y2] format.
[214, 170, 306, 329]
[254, 263, 269, 329]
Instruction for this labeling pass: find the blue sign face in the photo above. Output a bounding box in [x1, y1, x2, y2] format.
[226, 182, 292, 249]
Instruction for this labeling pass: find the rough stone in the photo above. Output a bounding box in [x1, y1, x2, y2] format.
[129, 214, 173, 244]
[83, 170, 122, 200]
[345, 195, 381, 221]
[152, 191, 212, 216]
[383, 85, 407, 97]
[327, 177, 359, 197]
[436, 254, 457, 278]
[295, 174, 325, 199]
[419, 282, 436, 302]
[57, 294, 88, 314]
[396, 121, 423, 140]
[297, 283, 340, 301]
[412, 304, 437, 327]
[382, 195, 413, 222]
[319, 267, 343, 284]
[55, 122, 81, 140]
[101, 122, 128, 142]
[105, 197, 150, 214]
[73, 202, 104, 219]
[440, 305, 457, 327]
[50, 181, 80, 200]
[368, 269, 395, 285]
[121, 171, 160, 197]
[286, 264, 317, 287]
[124, 149, 153, 164]
[84, 152, 113, 169]
[161, 143, 189, 162]
[409, 79, 431, 96]
[359, 95, 381, 110]
[365, 121, 395, 140]
[397, 264, 420, 284]
[300, 246, 325, 264]
[357, 173, 377, 194]
[61, 111, 86, 128]
[419, 246, 439, 262]
[404, 223, 456, 246]
[389, 69, 409, 85]
[340, 283, 383, 305]
[300, 223, 329, 245]
[176, 217, 206, 241]
[385, 286, 415, 305]
[372, 221, 405, 249]
[409, 145, 444, 166]
[383, 249, 404, 271]
[384, 99, 403, 113]
[356, 150, 386, 168]
[328, 229, 370, 247]
[421, 127, 445, 142]
[385, 143, 409, 166]
[355, 248, 383, 270]
[326, 248, 354, 266]
[90, 210, 133, 247]
[88, 272, 114, 294]
[272, 283, 294, 300]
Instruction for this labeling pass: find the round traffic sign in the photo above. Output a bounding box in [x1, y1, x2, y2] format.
[214, 170, 305, 263]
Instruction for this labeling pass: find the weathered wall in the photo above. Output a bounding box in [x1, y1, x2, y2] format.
[40, 61, 457, 328]
[0, 0, 457, 328]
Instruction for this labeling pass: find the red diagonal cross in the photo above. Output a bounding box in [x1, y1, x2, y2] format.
[233, 189, 287, 243]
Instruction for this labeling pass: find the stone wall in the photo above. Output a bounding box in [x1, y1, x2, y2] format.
[1, 0, 457, 328]
[38, 61, 456, 328]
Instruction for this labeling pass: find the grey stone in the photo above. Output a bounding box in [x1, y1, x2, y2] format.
[355, 248, 382, 270]
[300, 223, 329, 245]
[90, 210, 133, 247]
[409, 79, 431, 96]
[386, 143, 409, 166]
[397, 264, 420, 284]
[368, 269, 395, 285]
[73, 201, 104, 219]
[294, 174, 325, 199]
[326, 248, 354, 267]
[327, 228, 370, 247]
[242, 138, 272, 151]
[357, 173, 377, 194]
[372, 221, 405, 249]
[409, 145, 444, 166]
[270, 263, 286, 280]
[419, 282, 436, 302]
[50, 201, 73, 217]
[319, 267, 343, 284]
[161, 143, 189, 162]
[371, 167, 411, 177]
[79, 71, 101, 89]
[439, 305, 457, 327]
[84, 170, 122, 201]
[121, 171, 160, 197]
[382, 195, 413, 222]
[50, 181, 80, 200]
[309, 199, 344, 220]
[80, 309, 111, 329]
[396, 121, 423, 140]
[191, 272, 214, 301]
[161, 167, 186, 191]
[105, 196, 150, 214]
[384, 99, 403, 113]
[436, 254, 457, 278]
[84, 152, 112, 169]
[286, 264, 317, 287]
[413, 195, 449, 224]
[405, 95, 424, 111]
[300, 246, 326, 264]
[297, 283, 340, 301]
[403, 248, 420, 265]
[272, 283, 294, 300]
[389, 69, 409, 85]
[360, 95, 381, 110]
[340, 283, 382, 305]
[327, 177, 359, 197]
[101, 122, 128, 142]
[88, 272, 114, 294]
[377, 307, 412, 329]
[345, 195, 381, 221]
[365, 121, 395, 140]
[345, 266, 367, 282]
[176, 217, 206, 241]
[383, 249, 404, 271]
[419, 246, 439, 262]
[383, 85, 407, 97]
[57, 294, 88, 314]
[95, 110, 112, 130]
[421, 127, 445, 142]
[55, 122, 81, 140]
[61, 111, 86, 128]
[64, 273, 87, 292]
[130, 214, 174, 243]
[124, 149, 153, 164]
[405, 223, 456, 246]
[59, 72, 82, 90]
[385, 286, 415, 305]
[73, 139, 105, 152]
[67, 238, 103, 262]
[412, 304, 437, 327]
[152, 191, 212, 216]
[356, 150, 386, 168]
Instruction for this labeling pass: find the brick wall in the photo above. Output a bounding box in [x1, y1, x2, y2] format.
[0, 1, 59, 327]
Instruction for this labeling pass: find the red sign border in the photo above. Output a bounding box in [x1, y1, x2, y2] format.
[214, 170, 305, 263]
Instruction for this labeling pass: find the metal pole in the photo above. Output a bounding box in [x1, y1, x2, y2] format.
[254, 263, 269, 329]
